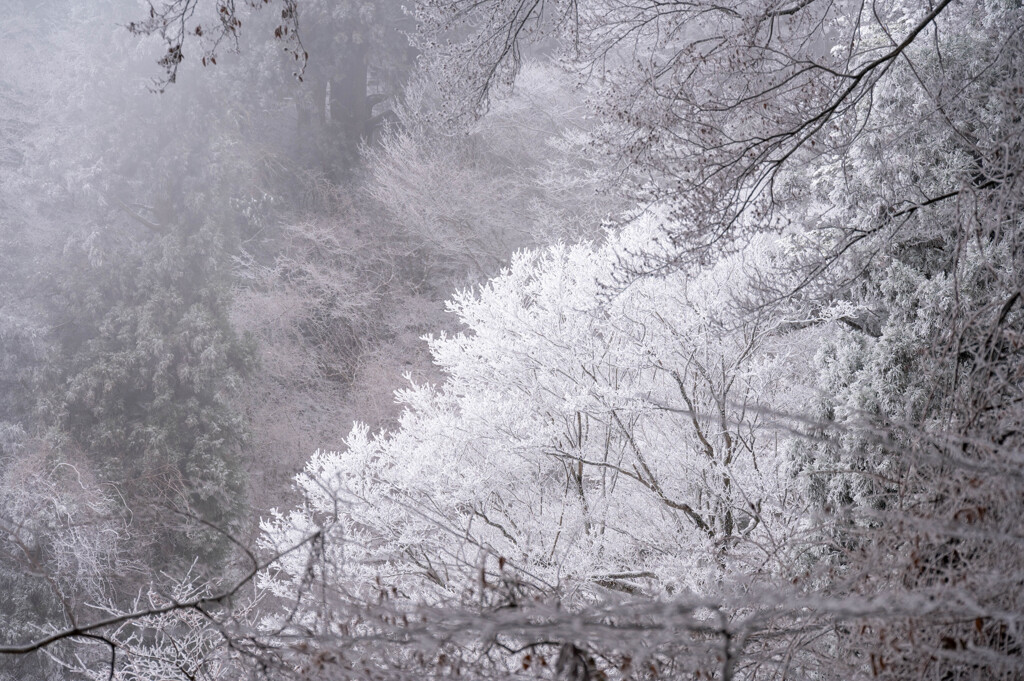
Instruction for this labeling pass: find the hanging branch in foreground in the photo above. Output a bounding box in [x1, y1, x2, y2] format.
[0, 531, 317, 658]
[127, 0, 306, 90]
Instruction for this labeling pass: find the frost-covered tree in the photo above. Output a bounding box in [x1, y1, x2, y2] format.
[255, 218, 820, 668]
[414, 0, 1021, 263]
[3, 0, 1023, 679]
[365, 61, 625, 282]
[0, 442, 137, 681]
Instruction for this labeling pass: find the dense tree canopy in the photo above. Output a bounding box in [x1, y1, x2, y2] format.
[1, 0, 1023, 680]
[256, 0, 1024, 677]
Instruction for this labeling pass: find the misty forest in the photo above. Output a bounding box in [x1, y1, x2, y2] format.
[1, 0, 1022, 679]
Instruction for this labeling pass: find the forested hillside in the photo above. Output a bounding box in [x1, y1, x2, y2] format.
[1, 0, 1022, 680]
